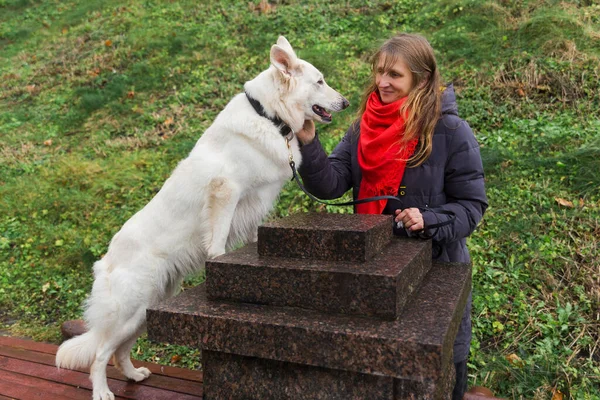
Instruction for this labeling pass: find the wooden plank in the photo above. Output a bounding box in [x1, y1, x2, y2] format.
[0, 357, 202, 400]
[0, 348, 201, 395]
[0, 336, 57, 355]
[0, 370, 91, 400]
[0, 335, 203, 382]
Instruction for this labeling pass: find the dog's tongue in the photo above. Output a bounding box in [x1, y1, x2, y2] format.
[313, 105, 331, 119]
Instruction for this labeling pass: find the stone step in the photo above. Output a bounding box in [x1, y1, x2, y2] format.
[257, 213, 392, 262]
[206, 238, 431, 320]
[147, 261, 471, 383]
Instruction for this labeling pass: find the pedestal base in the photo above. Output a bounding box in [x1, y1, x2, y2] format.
[203, 350, 394, 400]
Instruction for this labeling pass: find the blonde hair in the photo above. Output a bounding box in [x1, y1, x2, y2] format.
[357, 33, 442, 167]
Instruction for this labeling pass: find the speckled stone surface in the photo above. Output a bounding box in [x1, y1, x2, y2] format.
[395, 356, 455, 400]
[206, 238, 431, 319]
[257, 213, 392, 261]
[147, 261, 471, 383]
[202, 350, 394, 400]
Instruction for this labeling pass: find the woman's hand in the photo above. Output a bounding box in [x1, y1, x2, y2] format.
[296, 119, 316, 145]
[394, 208, 424, 232]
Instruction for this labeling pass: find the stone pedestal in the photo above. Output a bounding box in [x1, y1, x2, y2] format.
[147, 213, 471, 399]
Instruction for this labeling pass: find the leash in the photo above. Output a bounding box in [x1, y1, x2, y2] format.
[284, 137, 456, 236]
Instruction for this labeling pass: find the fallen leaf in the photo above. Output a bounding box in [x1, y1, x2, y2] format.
[43, 139, 53, 146]
[42, 282, 50, 293]
[517, 88, 525, 97]
[555, 197, 574, 208]
[163, 117, 174, 126]
[505, 353, 523, 367]
[259, 0, 272, 13]
[26, 85, 37, 94]
[62, 27, 68, 34]
[127, 90, 135, 99]
[170, 355, 182, 363]
[105, 39, 112, 47]
[552, 388, 563, 400]
[579, 198, 585, 208]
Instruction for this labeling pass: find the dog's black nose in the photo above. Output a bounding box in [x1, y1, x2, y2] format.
[341, 98, 350, 109]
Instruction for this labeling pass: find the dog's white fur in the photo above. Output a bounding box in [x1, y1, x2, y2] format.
[55, 36, 348, 400]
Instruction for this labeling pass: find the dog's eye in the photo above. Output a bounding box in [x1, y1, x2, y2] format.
[317, 79, 324, 85]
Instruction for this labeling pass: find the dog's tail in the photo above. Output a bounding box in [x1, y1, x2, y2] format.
[55, 330, 99, 370]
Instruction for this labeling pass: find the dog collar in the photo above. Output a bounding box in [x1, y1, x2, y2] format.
[245, 92, 293, 138]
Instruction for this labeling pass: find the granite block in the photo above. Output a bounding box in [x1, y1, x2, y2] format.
[257, 213, 392, 261]
[395, 354, 456, 400]
[206, 238, 431, 319]
[202, 350, 394, 400]
[147, 261, 471, 382]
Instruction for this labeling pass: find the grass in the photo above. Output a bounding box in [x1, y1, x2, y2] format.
[1, 0, 599, 398]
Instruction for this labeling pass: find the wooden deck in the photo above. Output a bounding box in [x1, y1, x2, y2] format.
[0, 336, 203, 399]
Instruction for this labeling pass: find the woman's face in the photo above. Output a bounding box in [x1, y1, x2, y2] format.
[375, 56, 414, 104]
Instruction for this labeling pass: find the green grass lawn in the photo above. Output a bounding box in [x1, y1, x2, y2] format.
[1, 0, 599, 398]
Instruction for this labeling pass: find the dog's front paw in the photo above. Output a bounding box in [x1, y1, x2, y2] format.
[207, 247, 226, 260]
[93, 389, 115, 400]
[129, 367, 151, 382]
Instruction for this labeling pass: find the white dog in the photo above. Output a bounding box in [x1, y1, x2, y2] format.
[55, 36, 348, 400]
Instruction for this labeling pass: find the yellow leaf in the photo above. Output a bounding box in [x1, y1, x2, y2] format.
[43, 139, 53, 146]
[42, 282, 50, 293]
[163, 117, 174, 126]
[170, 354, 182, 363]
[555, 197, 574, 208]
[105, 39, 112, 47]
[505, 353, 523, 367]
[62, 27, 68, 34]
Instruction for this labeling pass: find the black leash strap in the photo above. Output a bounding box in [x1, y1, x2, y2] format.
[288, 160, 456, 232]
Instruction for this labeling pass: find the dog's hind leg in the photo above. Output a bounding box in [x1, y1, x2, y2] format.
[90, 308, 146, 400]
[205, 177, 241, 259]
[113, 328, 151, 382]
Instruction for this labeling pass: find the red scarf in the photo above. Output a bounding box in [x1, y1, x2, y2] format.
[357, 92, 418, 214]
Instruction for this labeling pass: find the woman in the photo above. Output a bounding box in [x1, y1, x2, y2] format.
[295, 33, 488, 399]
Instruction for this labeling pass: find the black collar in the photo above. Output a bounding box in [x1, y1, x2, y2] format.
[245, 91, 292, 137]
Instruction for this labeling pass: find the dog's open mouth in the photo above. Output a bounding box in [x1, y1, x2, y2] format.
[312, 105, 332, 123]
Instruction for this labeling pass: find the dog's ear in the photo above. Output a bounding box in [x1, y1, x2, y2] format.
[276, 36, 297, 58]
[270, 44, 297, 77]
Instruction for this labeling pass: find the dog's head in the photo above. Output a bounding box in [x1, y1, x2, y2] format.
[270, 36, 349, 124]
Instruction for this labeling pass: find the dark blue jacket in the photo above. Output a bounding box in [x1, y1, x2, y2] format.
[298, 85, 488, 362]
